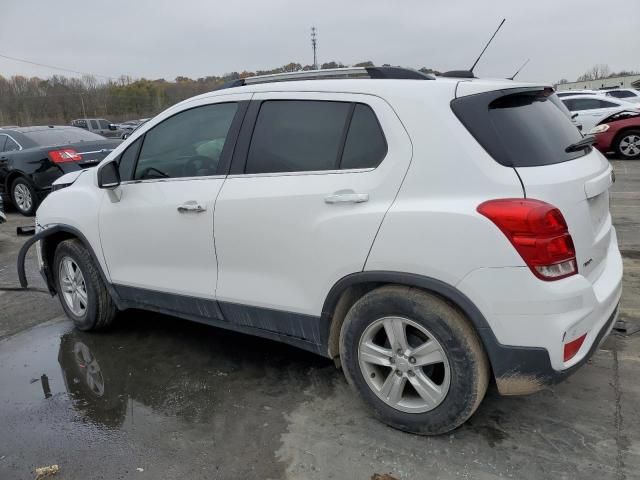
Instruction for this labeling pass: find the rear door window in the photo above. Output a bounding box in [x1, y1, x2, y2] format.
[98, 120, 110, 129]
[244, 100, 386, 174]
[452, 89, 587, 167]
[245, 100, 351, 174]
[90, 120, 99, 130]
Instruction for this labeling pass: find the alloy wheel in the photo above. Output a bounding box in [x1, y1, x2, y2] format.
[358, 316, 451, 413]
[619, 134, 640, 158]
[59, 256, 88, 317]
[13, 183, 32, 212]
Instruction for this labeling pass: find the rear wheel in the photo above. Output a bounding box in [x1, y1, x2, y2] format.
[10, 177, 38, 216]
[340, 286, 489, 435]
[54, 239, 118, 331]
[614, 129, 640, 159]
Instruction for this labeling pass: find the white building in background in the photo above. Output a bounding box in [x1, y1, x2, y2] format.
[556, 74, 640, 91]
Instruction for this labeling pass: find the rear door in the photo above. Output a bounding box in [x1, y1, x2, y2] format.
[453, 87, 614, 283]
[214, 92, 412, 324]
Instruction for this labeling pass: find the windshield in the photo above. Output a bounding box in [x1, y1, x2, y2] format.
[452, 88, 587, 167]
[22, 128, 105, 147]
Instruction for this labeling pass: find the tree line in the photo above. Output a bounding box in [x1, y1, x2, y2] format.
[556, 64, 639, 85]
[0, 61, 440, 126]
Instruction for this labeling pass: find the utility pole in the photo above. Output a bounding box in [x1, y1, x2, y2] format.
[311, 26, 318, 70]
[79, 93, 87, 119]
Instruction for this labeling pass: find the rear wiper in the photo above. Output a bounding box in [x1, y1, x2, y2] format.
[565, 135, 596, 153]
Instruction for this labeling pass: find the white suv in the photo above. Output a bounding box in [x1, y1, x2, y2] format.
[18, 67, 622, 435]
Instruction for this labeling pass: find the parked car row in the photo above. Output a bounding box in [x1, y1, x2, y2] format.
[0, 126, 120, 215]
[557, 90, 640, 132]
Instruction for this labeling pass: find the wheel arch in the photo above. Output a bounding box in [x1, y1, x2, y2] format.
[17, 224, 122, 307]
[4, 169, 29, 193]
[321, 271, 495, 366]
[613, 126, 640, 149]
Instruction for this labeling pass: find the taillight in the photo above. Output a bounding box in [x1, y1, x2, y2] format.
[563, 333, 587, 362]
[48, 149, 82, 163]
[477, 199, 578, 281]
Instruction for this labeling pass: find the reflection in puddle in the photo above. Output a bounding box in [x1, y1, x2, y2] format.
[0, 313, 335, 479]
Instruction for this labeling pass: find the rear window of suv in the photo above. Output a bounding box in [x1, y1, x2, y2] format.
[451, 88, 587, 167]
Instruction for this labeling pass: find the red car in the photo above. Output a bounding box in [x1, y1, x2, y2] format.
[592, 110, 640, 159]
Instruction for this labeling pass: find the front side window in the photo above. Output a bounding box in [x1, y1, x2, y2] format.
[117, 137, 143, 181]
[565, 98, 603, 111]
[98, 120, 110, 129]
[245, 100, 386, 174]
[134, 103, 238, 180]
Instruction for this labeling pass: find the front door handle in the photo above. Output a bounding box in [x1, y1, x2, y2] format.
[324, 192, 369, 204]
[177, 201, 207, 213]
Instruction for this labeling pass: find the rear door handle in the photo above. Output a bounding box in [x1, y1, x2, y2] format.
[177, 201, 207, 213]
[324, 192, 369, 204]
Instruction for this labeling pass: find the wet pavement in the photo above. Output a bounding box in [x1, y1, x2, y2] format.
[0, 159, 639, 479]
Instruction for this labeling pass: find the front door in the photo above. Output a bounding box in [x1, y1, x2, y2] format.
[99, 94, 249, 299]
[214, 92, 412, 331]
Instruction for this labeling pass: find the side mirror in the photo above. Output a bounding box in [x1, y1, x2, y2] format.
[108, 123, 117, 131]
[98, 161, 121, 189]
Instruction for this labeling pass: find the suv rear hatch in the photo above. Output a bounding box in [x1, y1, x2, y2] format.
[452, 85, 614, 282]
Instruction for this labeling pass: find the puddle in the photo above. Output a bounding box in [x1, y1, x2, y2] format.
[0, 313, 335, 479]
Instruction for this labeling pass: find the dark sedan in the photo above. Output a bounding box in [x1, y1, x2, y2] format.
[0, 126, 121, 216]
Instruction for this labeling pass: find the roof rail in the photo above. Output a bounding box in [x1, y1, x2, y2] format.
[215, 66, 434, 90]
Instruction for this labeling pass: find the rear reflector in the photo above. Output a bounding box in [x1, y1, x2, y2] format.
[477, 199, 578, 281]
[564, 333, 587, 362]
[48, 149, 82, 163]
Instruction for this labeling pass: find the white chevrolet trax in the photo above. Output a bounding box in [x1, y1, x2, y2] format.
[18, 67, 622, 435]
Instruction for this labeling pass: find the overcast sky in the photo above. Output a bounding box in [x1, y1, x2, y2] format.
[2, 0, 638, 84]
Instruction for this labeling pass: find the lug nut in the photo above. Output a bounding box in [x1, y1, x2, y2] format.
[396, 348, 403, 355]
[395, 370, 402, 377]
[409, 357, 416, 364]
[408, 370, 415, 377]
[389, 357, 395, 364]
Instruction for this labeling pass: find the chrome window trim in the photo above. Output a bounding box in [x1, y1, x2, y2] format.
[226, 167, 374, 179]
[0, 133, 23, 151]
[119, 174, 227, 186]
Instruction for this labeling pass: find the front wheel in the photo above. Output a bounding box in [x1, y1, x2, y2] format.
[54, 239, 118, 331]
[340, 286, 489, 435]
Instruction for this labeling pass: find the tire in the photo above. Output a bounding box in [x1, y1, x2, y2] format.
[10, 177, 38, 216]
[340, 285, 489, 435]
[614, 129, 640, 159]
[53, 239, 118, 331]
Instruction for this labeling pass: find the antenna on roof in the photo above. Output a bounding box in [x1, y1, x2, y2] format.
[508, 58, 530, 80]
[440, 18, 506, 78]
[469, 18, 506, 73]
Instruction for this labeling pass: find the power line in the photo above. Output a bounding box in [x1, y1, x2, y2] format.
[0, 52, 119, 80]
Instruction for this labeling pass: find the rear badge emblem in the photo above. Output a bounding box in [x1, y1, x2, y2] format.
[583, 258, 593, 268]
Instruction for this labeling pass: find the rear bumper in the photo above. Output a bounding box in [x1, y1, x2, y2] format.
[458, 228, 623, 395]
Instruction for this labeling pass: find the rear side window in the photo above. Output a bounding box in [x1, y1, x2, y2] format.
[90, 120, 99, 129]
[452, 89, 586, 167]
[245, 100, 386, 174]
[341, 104, 387, 169]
